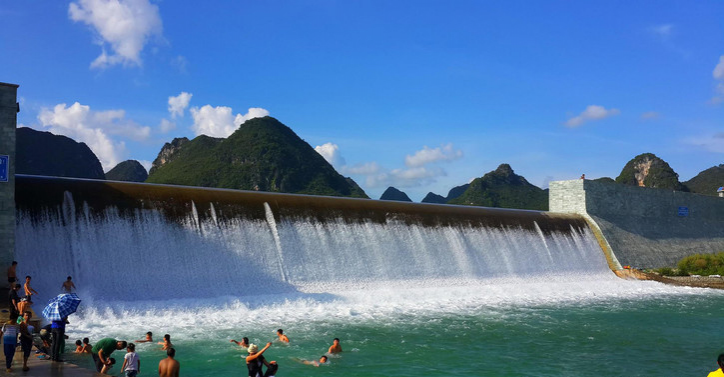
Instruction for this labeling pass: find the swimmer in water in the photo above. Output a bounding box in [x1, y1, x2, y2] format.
[328, 338, 342, 354]
[231, 337, 249, 348]
[301, 355, 328, 367]
[135, 332, 153, 343]
[276, 329, 289, 343]
[158, 334, 172, 350]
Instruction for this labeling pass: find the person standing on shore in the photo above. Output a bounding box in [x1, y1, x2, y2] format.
[91, 338, 127, 373]
[8, 284, 21, 317]
[6, 261, 16, 288]
[61, 276, 76, 293]
[1, 313, 20, 372]
[23, 276, 38, 301]
[19, 311, 33, 372]
[50, 316, 68, 362]
[158, 348, 180, 377]
[708, 354, 724, 377]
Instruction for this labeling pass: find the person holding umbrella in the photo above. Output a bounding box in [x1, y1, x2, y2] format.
[42, 293, 82, 362]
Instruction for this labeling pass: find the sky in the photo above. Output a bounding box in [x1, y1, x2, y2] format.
[1, 0, 723, 201]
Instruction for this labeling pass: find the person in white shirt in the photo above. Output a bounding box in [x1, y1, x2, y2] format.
[121, 343, 140, 377]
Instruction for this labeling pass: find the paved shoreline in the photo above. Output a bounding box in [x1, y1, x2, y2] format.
[0, 353, 98, 376]
[615, 269, 724, 289]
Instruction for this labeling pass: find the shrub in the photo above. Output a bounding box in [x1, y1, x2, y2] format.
[676, 252, 724, 276]
[656, 267, 674, 276]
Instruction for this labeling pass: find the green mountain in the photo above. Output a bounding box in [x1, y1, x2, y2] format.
[146, 117, 368, 198]
[421, 192, 446, 204]
[615, 153, 684, 190]
[446, 183, 469, 201]
[106, 160, 148, 182]
[448, 164, 548, 210]
[16, 127, 105, 179]
[380, 187, 412, 202]
[684, 164, 724, 196]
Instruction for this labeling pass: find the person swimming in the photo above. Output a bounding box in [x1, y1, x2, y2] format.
[276, 329, 289, 343]
[158, 334, 172, 350]
[328, 338, 342, 354]
[301, 355, 328, 367]
[231, 337, 249, 348]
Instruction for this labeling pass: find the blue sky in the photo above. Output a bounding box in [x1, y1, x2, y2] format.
[1, 0, 723, 200]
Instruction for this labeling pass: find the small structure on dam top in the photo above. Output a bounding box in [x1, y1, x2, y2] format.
[549, 179, 724, 269]
[0, 82, 18, 267]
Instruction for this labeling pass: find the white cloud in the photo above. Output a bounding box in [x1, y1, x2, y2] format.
[405, 143, 463, 168]
[649, 24, 673, 39]
[235, 107, 270, 125]
[69, 0, 163, 69]
[314, 143, 346, 168]
[159, 118, 176, 133]
[565, 105, 620, 127]
[190, 105, 269, 138]
[714, 56, 724, 80]
[168, 92, 192, 118]
[711, 56, 724, 104]
[640, 111, 660, 120]
[343, 162, 381, 175]
[37, 102, 151, 171]
[684, 133, 724, 153]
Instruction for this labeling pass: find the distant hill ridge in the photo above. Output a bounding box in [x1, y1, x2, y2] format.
[106, 160, 148, 182]
[16, 127, 105, 180]
[146, 116, 368, 198]
[380, 187, 412, 202]
[448, 164, 548, 210]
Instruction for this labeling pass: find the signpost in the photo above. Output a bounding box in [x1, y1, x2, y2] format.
[0, 155, 8, 183]
[678, 206, 689, 217]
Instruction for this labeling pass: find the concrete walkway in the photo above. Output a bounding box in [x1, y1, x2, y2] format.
[0, 354, 98, 376]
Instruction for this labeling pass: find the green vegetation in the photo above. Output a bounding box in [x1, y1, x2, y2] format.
[676, 252, 724, 276]
[16, 127, 105, 180]
[448, 164, 548, 210]
[106, 160, 148, 182]
[146, 117, 368, 198]
[615, 153, 684, 190]
[684, 164, 724, 196]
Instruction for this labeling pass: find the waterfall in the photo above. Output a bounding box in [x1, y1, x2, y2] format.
[13, 176, 612, 303]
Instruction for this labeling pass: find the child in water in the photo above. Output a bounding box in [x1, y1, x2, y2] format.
[74, 340, 83, 353]
[158, 334, 172, 350]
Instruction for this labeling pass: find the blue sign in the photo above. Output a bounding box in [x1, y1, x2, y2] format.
[678, 206, 689, 217]
[0, 155, 7, 182]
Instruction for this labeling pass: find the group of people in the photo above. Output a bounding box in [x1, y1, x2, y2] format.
[70, 332, 180, 376]
[231, 328, 343, 377]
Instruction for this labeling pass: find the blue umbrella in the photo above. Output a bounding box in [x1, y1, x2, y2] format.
[42, 293, 81, 321]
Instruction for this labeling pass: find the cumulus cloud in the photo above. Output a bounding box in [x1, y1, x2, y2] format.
[714, 56, 724, 80]
[37, 102, 150, 170]
[159, 118, 176, 133]
[314, 143, 346, 168]
[405, 143, 463, 168]
[684, 133, 724, 153]
[69, 0, 163, 69]
[332, 143, 461, 189]
[168, 92, 192, 118]
[565, 105, 620, 127]
[640, 111, 660, 120]
[190, 105, 269, 138]
[711, 56, 724, 104]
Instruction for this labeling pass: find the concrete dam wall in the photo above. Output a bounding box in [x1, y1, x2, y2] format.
[550, 179, 724, 268]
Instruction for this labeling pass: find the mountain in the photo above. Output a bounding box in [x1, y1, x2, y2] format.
[447, 164, 548, 210]
[446, 183, 469, 202]
[380, 187, 412, 202]
[593, 177, 615, 183]
[615, 153, 684, 190]
[421, 192, 446, 204]
[684, 164, 724, 196]
[146, 117, 368, 198]
[106, 160, 148, 182]
[16, 127, 105, 179]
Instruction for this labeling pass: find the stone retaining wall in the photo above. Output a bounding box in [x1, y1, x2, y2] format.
[550, 179, 724, 268]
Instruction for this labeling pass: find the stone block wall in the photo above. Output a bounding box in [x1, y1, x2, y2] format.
[0, 82, 18, 267]
[550, 179, 724, 268]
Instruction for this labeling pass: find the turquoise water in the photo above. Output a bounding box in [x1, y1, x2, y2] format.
[62, 277, 724, 377]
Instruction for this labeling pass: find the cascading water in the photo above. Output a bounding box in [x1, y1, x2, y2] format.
[16, 184, 610, 302]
